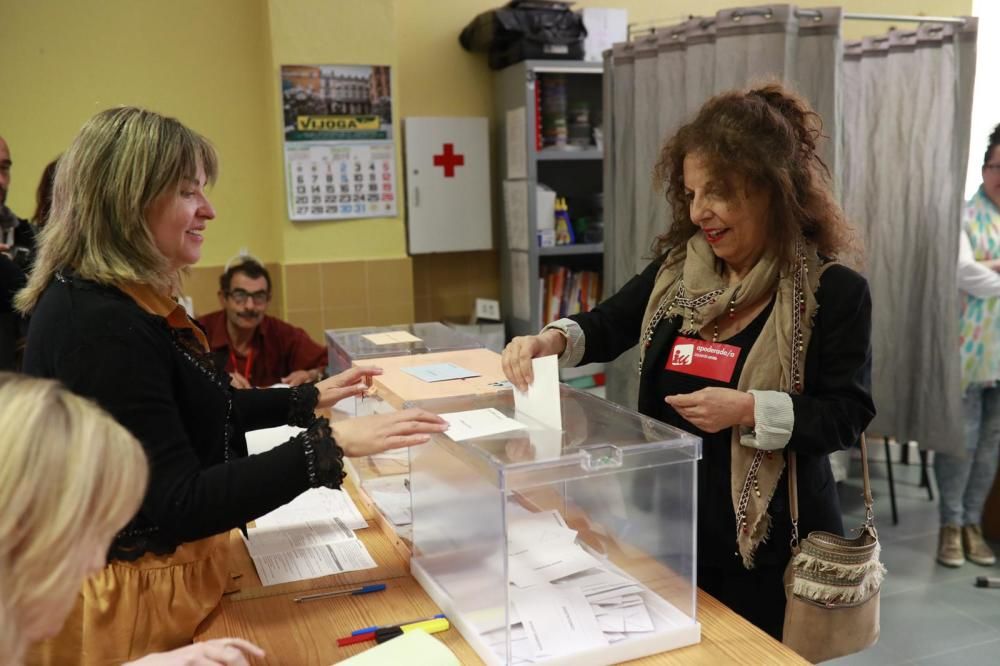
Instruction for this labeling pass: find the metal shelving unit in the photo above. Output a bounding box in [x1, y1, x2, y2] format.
[495, 60, 604, 339]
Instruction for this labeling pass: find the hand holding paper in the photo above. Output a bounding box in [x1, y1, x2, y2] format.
[513, 355, 562, 431]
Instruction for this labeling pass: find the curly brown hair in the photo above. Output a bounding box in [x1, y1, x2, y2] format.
[652, 82, 860, 267]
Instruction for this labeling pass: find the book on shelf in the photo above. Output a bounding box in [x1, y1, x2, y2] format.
[538, 265, 602, 325]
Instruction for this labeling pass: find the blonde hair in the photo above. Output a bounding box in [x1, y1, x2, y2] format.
[15, 106, 218, 313]
[0, 373, 148, 663]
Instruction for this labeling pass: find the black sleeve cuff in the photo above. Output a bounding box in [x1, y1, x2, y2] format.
[294, 417, 346, 489]
[288, 382, 320, 427]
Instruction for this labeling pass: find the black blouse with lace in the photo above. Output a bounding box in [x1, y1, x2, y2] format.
[23, 274, 346, 560]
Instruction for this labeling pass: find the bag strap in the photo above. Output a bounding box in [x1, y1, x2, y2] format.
[788, 433, 873, 549]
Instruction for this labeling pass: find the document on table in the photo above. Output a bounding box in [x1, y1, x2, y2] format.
[249, 539, 377, 586]
[253, 487, 367, 531]
[513, 355, 562, 430]
[245, 487, 374, 586]
[362, 330, 423, 345]
[401, 362, 481, 383]
[441, 408, 526, 442]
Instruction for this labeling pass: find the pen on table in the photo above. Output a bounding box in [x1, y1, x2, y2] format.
[336, 618, 450, 647]
[293, 583, 386, 603]
[350, 613, 445, 636]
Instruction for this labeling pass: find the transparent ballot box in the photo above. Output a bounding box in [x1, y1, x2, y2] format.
[405, 386, 702, 666]
[325, 322, 483, 375]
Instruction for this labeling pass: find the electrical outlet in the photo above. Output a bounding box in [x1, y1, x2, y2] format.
[475, 298, 501, 321]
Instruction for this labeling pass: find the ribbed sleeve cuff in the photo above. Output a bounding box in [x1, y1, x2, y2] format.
[739, 390, 794, 450]
[541, 318, 585, 368]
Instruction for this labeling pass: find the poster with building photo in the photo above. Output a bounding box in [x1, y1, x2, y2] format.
[281, 64, 398, 221]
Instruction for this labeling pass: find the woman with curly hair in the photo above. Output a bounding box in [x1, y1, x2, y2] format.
[502, 83, 876, 638]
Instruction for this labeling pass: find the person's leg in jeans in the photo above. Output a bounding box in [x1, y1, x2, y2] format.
[961, 385, 1000, 565]
[933, 385, 983, 566]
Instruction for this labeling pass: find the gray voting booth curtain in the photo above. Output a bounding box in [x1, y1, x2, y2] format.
[602, 4, 842, 410]
[842, 19, 978, 455]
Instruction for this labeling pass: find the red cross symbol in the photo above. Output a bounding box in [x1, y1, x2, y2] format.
[433, 143, 465, 178]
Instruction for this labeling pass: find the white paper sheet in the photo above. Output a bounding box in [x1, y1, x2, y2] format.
[362, 331, 422, 345]
[401, 362, 481, 383]
[245, 517, 355, 558]
[245, 424, 304, 455]
[505, 107, 527, 179]
[513, 355, 562, 431]
[503, 179, 529, 251]
[510, 584, 608, 659]
[441, 408, 526, 442]
[250, 539, 377, 586]
[592, 599, 655, 632]
[508, 541, 602, 588]
[253, 487, 367, 531]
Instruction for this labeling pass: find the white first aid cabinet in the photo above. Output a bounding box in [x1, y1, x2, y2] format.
[403, 117, 492, 254]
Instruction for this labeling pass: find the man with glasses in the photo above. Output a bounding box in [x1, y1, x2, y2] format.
[199, 258, 327, 388]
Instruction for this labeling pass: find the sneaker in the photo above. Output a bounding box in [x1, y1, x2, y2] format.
[937, 524, 965, 567]
[963, 524, 997, 566]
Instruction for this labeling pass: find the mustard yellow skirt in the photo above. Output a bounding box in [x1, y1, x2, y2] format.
[28, 531, 232, 666]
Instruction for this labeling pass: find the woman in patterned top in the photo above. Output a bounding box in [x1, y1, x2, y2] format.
[935, 123, 1000, 568]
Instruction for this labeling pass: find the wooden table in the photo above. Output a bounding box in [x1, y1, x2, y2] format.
[197, 349, 807, 664]
[360, 348, 509, 410]
[196, 481, 807, 665]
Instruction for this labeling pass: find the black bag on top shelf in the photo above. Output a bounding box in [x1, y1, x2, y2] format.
[459, 1, 587, 70]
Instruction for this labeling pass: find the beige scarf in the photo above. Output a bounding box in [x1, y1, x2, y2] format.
[639, 234, 826, 568]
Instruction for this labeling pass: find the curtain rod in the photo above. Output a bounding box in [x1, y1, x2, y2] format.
[628, 10, 966, 40]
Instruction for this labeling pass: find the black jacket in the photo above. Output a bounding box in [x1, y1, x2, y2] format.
[23, 274, 330, 560]
[569, 258, 876, 548]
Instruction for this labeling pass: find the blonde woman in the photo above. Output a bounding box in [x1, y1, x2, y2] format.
[15, 107, 447, 663]
[0, 373, 264, 665]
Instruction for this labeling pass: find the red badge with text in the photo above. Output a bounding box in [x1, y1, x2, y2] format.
[666, 336, 741, 383]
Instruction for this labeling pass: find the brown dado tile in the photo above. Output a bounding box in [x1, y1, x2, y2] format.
[368, 301, 416, 327]
[284, 263, 322, 312]
[366, 257, 413, 302]
[323, 306, 369, 330]
[264, 262, 284, 318]
[321, 261, 368, 309]
[182, 265, 222, 317]
[285, 309, 325, 346]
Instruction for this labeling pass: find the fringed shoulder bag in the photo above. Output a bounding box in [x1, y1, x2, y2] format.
[782, 434, 886, 662]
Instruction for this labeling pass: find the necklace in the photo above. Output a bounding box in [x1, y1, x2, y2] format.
[711, 298, 739, 342]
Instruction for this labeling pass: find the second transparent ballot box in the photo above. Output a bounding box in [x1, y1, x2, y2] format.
[324, 322, 482, 376]
[405, 386, 702, 666]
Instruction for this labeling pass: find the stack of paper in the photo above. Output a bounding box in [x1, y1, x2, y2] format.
[480, 509, 665, 663]
[244, 487, 376, 586]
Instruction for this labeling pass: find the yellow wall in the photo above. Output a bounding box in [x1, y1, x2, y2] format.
[0, 0, 976, 283]
[0, 0, 280, 265]
[266, 0, 408, 264]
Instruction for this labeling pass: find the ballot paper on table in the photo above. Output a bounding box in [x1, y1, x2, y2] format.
[362, 330, 423, 345]
[441, 408, 526, 442]
[513, 355, 562, 430]
[401, 362, 481, 383]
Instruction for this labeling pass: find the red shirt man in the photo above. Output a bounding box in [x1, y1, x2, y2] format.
[198, 259, 327, 387]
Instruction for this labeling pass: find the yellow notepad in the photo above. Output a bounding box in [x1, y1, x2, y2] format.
[337, 629, 459, 665]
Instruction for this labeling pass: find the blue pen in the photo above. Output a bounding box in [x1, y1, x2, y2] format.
[350, 613, 445, 636]
[294, 583, 386, 603]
